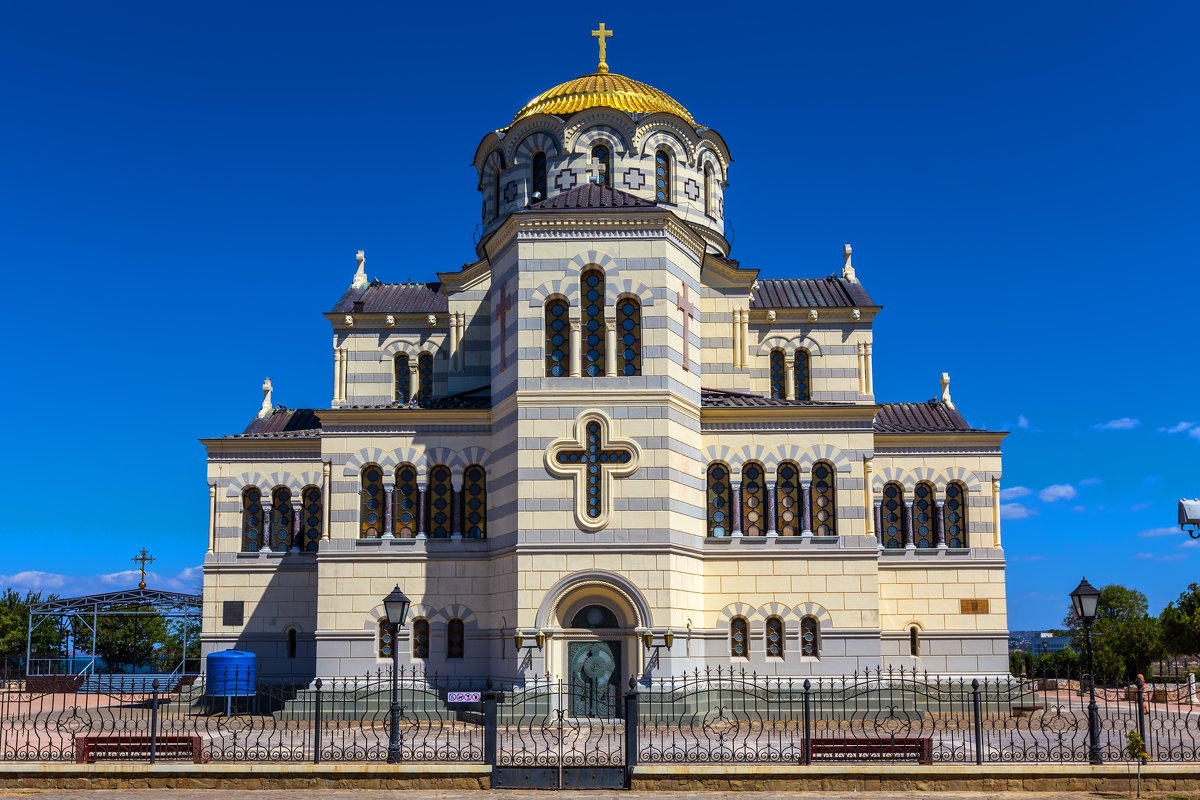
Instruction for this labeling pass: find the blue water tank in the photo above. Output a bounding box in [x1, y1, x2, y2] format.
[206, 650, 256, 696]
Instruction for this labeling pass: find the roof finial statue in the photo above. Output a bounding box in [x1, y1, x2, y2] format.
[258, 378, 274, 419]
[351, 249, 369, 290]
[592, 23, 613, 74]
[842, 244, 857, 282]
[940, 372, 955, 409]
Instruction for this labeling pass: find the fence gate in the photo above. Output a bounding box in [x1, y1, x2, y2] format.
[492, 676, 627, 788]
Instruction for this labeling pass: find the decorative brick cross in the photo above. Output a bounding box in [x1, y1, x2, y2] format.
[495, 284, 512, 370]
[546, 412, 640, 531]
[675, 282, 696, 371]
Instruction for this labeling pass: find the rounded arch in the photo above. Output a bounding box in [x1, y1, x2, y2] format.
[564, 113, 635, 154]
[380, 340, 424, 359]
[737, 444, 779, 473]
[757, 334, 822, 358]
[607, 277, 655, 308]
[790, 601, 834, 630]
[536, 570, 652, 630]
[718, 601, 761, 626]
[343, 448, 398, 477]
[871, 466, 918, 492]
[511, 129, 562, 165]
[696, 146, 727, 184]
[226, 470, 321, 497]
[756, 601, 795, 620]
[635, 117, 699, 161]
[704, 444, 738, 470]
[935, 466, 985, 494]
[471, 131, 505, 173]
[771, 444, 853, 474]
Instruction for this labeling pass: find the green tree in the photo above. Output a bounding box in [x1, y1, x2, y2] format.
[161, 615, 201, 672]
[1036, 646, 1081, 675]
[0, 589, 63, 674]
[1063, 584, 1164, 684]
[76, 606, 168, 674]
[1160, 583, 1200, 657]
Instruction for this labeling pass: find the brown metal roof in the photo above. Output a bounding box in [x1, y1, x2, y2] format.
[528, 183, 656, 210]
[236, 408, 322, 438]
[700, 388, 850, 408]
[751, 277, 875, 309]
[874, 402, 976, 433]
[330, 282, 447, 314]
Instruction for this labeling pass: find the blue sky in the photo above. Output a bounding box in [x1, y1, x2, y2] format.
[1, 2, 1197, 629]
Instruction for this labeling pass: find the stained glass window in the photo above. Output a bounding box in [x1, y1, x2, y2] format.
[914, 483, 935, 548]
[795, 349, 811, 400]
[616, 297, 641, 376]
[591, 145, 611, 185]
[811, 461, 837, 537]
[394, 354, 409, 404]
[801, 616, 819, 657]
[730, 616, 748, 657]
[777, 461, 801, 536]
[741, 461, 765, 536]
[427, 465, 452, 538]
[378, 617, 393, 659]
[447, 618, 465, 659]
[945, 482, 967, 548]
[545, 299, 569, 377]
[271, 487, 292, 552]
[703, 164, 714, 216]
[581, 268, 606, 376]
[554, 419, 631, 520]
[910, 626, 920, 657]
[706, 463, 732, 537]
[463, 464, 486, 539]
[770, 349, 785, 399]
[655, 149, 671, 202]
[766, 616, 784, 658]
[417, 353, 433, 407]
[532, 152, 547, 200]
[412, 618, 430, 659]
[360, 465, 384, 539]
[882, 483, 905, 549]
[241, 487, 262, 553]
[300, 487, 321, 552]
[393, 464, 418, 539]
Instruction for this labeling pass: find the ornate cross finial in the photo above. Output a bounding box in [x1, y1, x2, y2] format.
[351, 249, 368, 289]
[258, 378, 274, 419]
[842, 244, 857, 282]
[940, 372, 955, 409]
[132, 548, 154, 590]
[592, 23, 613, 74]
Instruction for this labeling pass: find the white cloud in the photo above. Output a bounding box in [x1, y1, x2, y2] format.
[1159, 553, 1189, 561]
[1134, 552, 1154, 559]
[1000, 503, 1036, 519]
[1072, 505, 1087, 512]
[1191, 428, 1200, 441]
[1092, 418, 1141, 431]
[0, 571, 67, 591]
[1131, 501, 1154, 512]
[1079, 477, 1103, 486]
[1181, 538, 1199, 548]
[176, 566, 204, 582]
[999, 486, 1033, 501]
[1039, 484, 1078, 502]
[1160, 421, 1196, 434]
[1138, 526, 1184, 538]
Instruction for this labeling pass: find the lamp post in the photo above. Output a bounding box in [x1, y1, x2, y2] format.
[1069, 577, 1103, 765]
[382, 584, 411, 765]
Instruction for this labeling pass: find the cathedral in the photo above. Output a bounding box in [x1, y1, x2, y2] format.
[200, 26, 1009, 688]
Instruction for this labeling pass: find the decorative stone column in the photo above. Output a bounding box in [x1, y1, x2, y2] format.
[874, 501, 884, 550]
[740, 310, 750, 367]
[732, 311, 742, 368]
[863, 457, 874, 540]
[408, 365, 418, 402]
[449, 313, 459, 372]
[801, 481, 813, 537]
[451, 475, 463, 540]
[784, 354, 796, 400]
[262, 502, 273, 552]
[904, 500, 916, 550]
[321, 462, 331, 542]
[857, 342, 866, 394]
[605, 321, 617, 377]
[864, 342, 874, 395]
[731, 481, 743, 537]
[569, 320, 582, 377]
[765, 482, 778, 537]
[291, 499, 302, 553]
[936, 500, 947, 550]
[416, 482, 427, 539]
[383, 483, 395, 539]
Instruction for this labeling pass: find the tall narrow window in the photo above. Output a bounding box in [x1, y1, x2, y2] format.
[426, 465, 452, 538]
[361, 465, 384, 539]
[447, 618, 465, 659]
[591, 144, 612, 185]
[288, 629, 297, 659]
[581, 267, 606, 376]
[770, 349, 785, 399]
[703, 164, 714, 216]
[945, 482, 967, 548]
[800, 616, 820, 657]
[412, 618, 430, 659]
[394, 353, 410, 404]
[271, 487, 292, 552]
[462, 464, 487, 539]
[776, 461, 801, 536]
[811, 461, 837, 537]
[300, 487, 322, 552]
[882, 483, 905, 549]
[492, 171, 501, 220]
[706, 463, 732, 537]
[616, 297, 641, 376]
[741, 461, 765, 536]
[766, 616, 784, 658]
[241, 488, 263, 552]
[730, 616, 748, 657]
[378, 617, 394, 659]
[545, 298, 569, 376]
[914, 483, 935, 548]
[532, 152, 547, 200]
[393, 464, 419, 538]
[909, 626, 920, 657]
[794, 350, 811, 400]
[417, 352, 433, 406]
[655, 149, 671, 202]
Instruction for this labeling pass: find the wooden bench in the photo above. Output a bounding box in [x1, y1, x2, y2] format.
[808, 736, 932, 765]
[74, 735, 206, 763]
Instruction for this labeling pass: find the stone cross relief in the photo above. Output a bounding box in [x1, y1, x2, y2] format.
[675, 282, 696, 371]
[546, 412, 640, 532]
[494, 284, 512, 370]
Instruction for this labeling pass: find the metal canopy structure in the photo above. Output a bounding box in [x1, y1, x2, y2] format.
[26, 588, 202, 678]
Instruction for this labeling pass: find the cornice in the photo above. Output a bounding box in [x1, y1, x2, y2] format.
[201, 438, 322, 456]
[750, 307, 881, 324]
[701, 404, 880, 427]
[874, 431, 1007, 450]
[324, 311, 446, 333]
[437, 258, 491, 291]
[700, 254, 758, 290]
[483, 209, 707, 264]
[509, 389, 702, 424]
[317, 408, 492, 429]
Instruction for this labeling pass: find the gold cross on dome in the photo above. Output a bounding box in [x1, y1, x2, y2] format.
[132, 548, 154, 590]
[592, 23, 613, 73]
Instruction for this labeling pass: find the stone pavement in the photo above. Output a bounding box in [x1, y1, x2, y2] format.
[0, 791, 1186, 800]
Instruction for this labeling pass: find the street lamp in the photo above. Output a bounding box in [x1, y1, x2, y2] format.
[1069, 577, 1103, 765]
[382, 585, 411, 765]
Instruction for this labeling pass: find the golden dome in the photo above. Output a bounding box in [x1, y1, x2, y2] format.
[510, 71, 695, 126]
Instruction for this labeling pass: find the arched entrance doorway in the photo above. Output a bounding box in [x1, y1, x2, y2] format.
[566, 604, 621, 716]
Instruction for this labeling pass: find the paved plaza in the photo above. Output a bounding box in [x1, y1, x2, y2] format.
[0, 791, 1190, 800]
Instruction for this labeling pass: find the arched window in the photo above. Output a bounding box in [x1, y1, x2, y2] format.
[945, 482, 967, 548]
[426, 465, 452, 538]
[914, 483, 935, 548]
[241, 487, 263, 552]
[811, 461, 837, 537]
[545, 298, 569, 377]
[909, 626, 920, 657]
[394, 353, 410, 404]
[417, 352, 433, 406]
[462, 464, 486, 539]
[271, 487, 292, 552]
[655, 149, 671, 202]
[288, 628, 298, 659]
[393, 464, 419, 538]
[769, 349, 785, 399]
[591, 144, 612, 185]
[766, 616, 784, 658]
[447, 618, 465, 659]
[492, 171, 501, 220]
[882, 483, 905, 549]
[616, 297, 641, 376]
[794, 350, 811, 400]
[800, 616, 820, 657]
[412, 617, 430, 659]
[580, 267, 606, 376]
[378, 617, 394, 659]
[706, 462, 732, 537]
[532, 152, 547, 200]
[741, 461, 765, 536]
[776, 461, 801, 536]
[300, 487, 322, 552]
[360, 465, 384, 539]
[730, 616, 748, 657]
[703, 164, 714, 216]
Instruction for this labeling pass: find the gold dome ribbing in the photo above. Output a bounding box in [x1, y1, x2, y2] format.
[510, 72, 695, 127]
